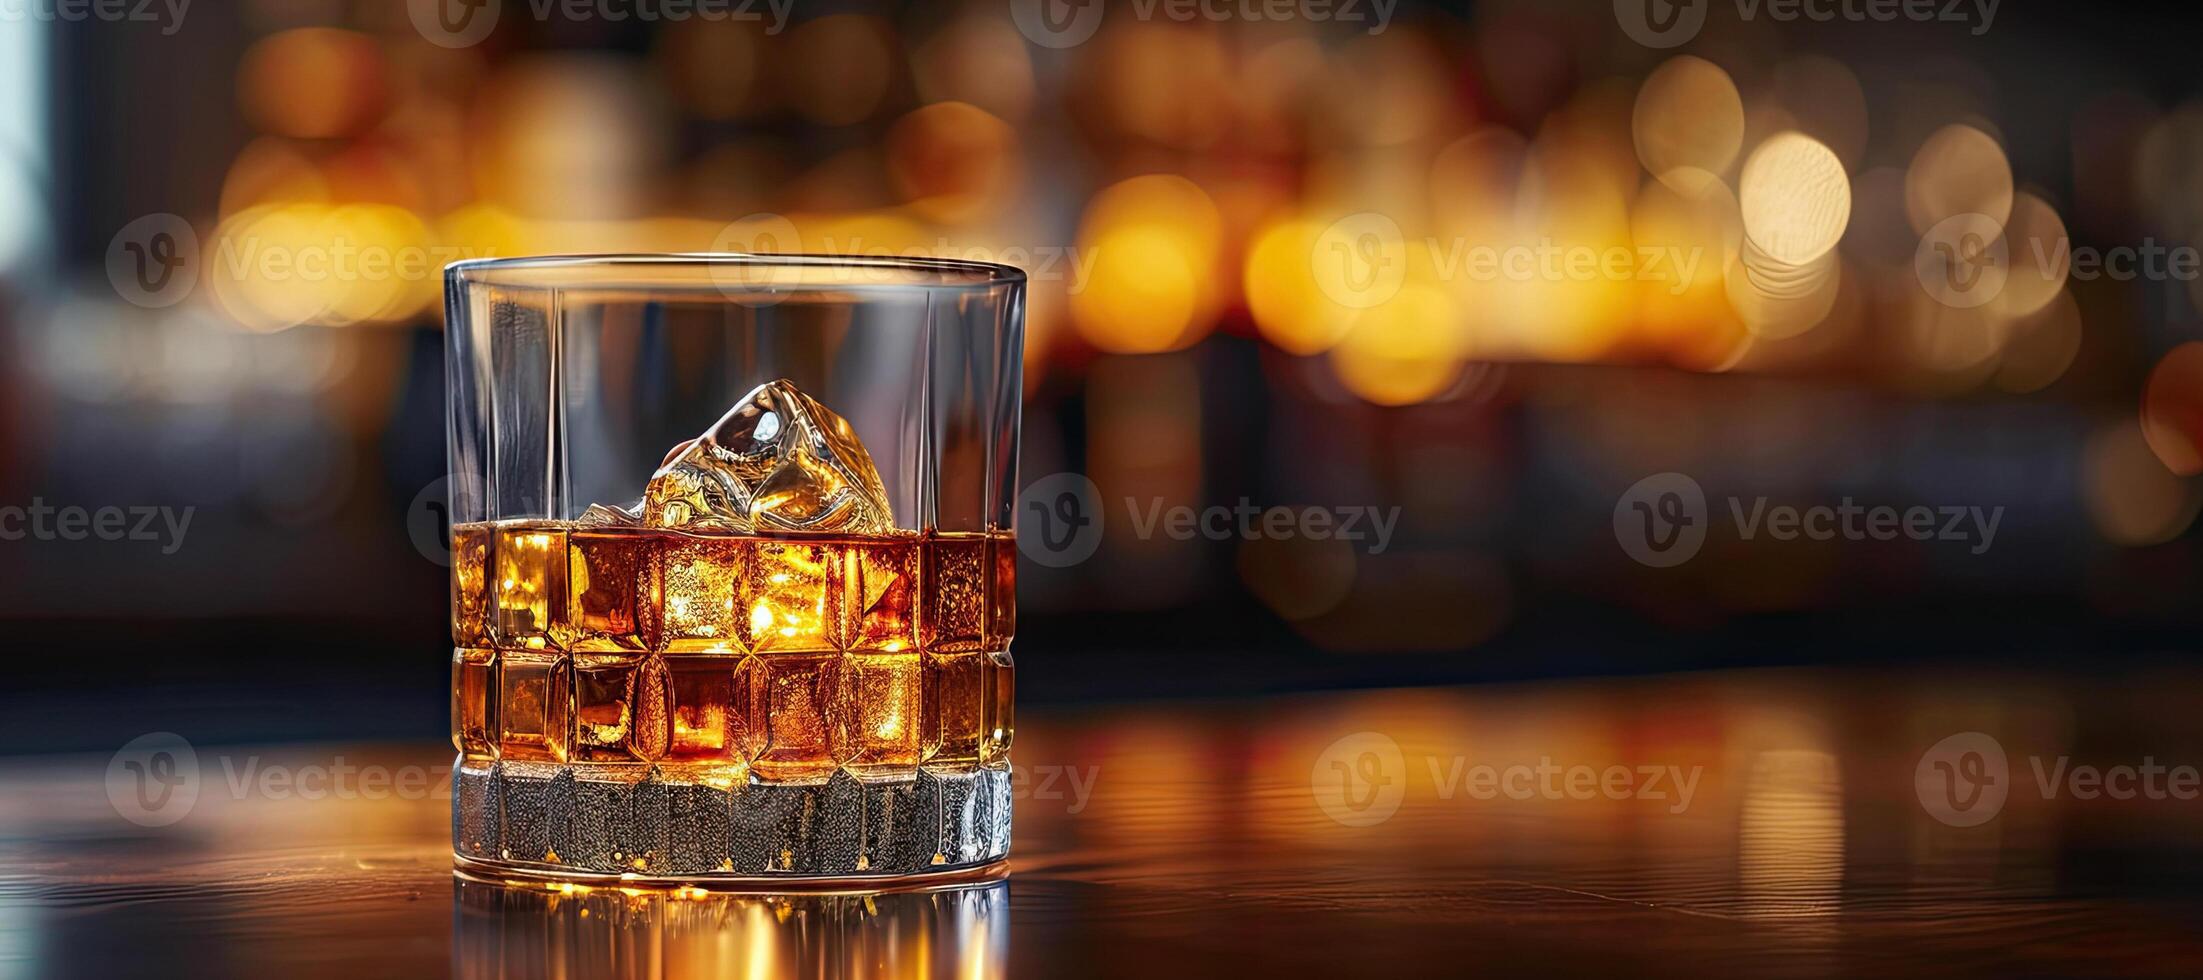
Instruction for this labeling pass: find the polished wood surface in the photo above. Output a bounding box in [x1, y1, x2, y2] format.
[7, 666, 2203, 977]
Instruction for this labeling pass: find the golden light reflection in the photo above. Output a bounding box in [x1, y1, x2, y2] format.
[1323, 32, 1455, 147]
[1727, 249, 1842, 341]
[1071, 175, 1223, 354]
[2085, 420, 2202, 546]
[456, 877, 1007, 980]
[1631, 174, 1749, 366]
[237, 28, 386, 140]
[2142, 342, 2203, 475]
[887, 102, 1021, 224]
[1900, 290, 2010, 384]
[1330, 281, 1467, 406]
[1632, 56, 1745, 191]
[1244, 218, 1352, 356]
[1769, 56, 1869, 170]
[1631, 172, 1741, 290]
[2132, 103, 2203, 240]
[219, 138, 330, 217]
[1429, 127, 1529, 243]
[1737, 749, 1845, 919]
[911, 16, 1036, 123]
[1739, 133, 1851, 267]
[1993, 192, 2071, 318]
[474, 56, 673, 221]
[1906, 123, 2015, 233]
[167, 8, 2155, 416]
[1088, 22, 1231, 149]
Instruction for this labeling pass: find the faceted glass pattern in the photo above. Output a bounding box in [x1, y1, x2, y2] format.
[453, 528, 1012, 782]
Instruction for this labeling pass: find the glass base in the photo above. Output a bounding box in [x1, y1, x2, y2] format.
[452, 760, 1012, 881]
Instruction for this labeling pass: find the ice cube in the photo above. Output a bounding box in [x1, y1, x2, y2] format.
[636, 379, 895, 533]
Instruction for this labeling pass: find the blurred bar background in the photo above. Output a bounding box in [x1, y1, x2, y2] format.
[2, 0, 2201, 750]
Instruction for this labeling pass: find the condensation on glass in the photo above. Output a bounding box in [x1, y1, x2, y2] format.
[444, 254, 1023, 882]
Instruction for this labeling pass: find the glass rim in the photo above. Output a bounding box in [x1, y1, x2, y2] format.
[445, 252, 1027, 290]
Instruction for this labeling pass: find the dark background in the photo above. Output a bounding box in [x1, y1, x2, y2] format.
[3, 0, 2201, 753]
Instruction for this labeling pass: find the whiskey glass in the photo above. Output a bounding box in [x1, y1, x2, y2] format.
[444, 254, 1023, 882]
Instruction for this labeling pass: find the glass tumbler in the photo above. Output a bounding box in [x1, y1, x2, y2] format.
[443, 255, 1023, 883]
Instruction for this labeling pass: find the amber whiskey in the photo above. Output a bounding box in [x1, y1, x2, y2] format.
[451, 522, 1015, 784]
